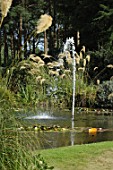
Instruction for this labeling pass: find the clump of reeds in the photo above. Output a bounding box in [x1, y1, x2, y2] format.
[0, 109, 54, 170]
[0, 0, 13, 26]
[36, 14, 52, 34]
[75, 46, 90, 76]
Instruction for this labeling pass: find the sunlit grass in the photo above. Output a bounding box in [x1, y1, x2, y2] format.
[39, 141, 113, 170]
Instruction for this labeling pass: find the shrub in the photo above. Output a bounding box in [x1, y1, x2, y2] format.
[95, 79, 113, 108]
[0, 80, 17, 108]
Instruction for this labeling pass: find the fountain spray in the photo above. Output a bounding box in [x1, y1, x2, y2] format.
[63, 37, 76, 125]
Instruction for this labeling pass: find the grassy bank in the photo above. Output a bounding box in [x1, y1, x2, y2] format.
[39, 141, 113, 170]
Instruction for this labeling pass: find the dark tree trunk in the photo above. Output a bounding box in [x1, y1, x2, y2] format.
[0, 29, 1, 66]
[53, 0, 56, 49]
[24, 24, 28, 59]
[48, 0, 53, 54]
[32, 37, 35, 54]
[3, 29, 8, 66]
[10, 31, 15, 60]
[18, 16, 23, 60]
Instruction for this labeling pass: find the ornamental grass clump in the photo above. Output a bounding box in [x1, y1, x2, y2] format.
[0, 109, 54, 170]
[74, 47, 97, 107]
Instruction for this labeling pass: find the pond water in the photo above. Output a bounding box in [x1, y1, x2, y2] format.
[18, 108, 113, 149]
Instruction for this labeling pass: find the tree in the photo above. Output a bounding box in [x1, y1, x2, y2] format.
[94, 1, 113, 50]
[0, 0, 46, 67]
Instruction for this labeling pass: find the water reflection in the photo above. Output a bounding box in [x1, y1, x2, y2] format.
[17, 109, 113, 149]
[71, 120, 75, 146]
[16, 129, 113, 150]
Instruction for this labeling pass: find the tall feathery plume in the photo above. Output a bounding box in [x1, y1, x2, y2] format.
[36, 14, 52, 54]
[36, 14, 52, 34]
[0, 0, 13, 27]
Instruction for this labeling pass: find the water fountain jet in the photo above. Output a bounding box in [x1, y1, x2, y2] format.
[63, 37, 76, 127]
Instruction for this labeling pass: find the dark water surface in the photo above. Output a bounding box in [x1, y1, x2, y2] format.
[18, 108, 113, 149]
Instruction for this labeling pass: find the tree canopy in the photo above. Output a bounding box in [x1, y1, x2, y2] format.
[0, 0, 113, 81]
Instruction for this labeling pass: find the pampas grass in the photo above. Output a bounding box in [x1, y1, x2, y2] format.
[97, 79, 100, 85]
[76, 57, 80, 64]
[29, 55, 43, 63]
[107, 64, 113, 68]
[94, 67, 98, 71]
[79, 51, 83, 59]
[83, 59, 86, 67]
[41, 54, 52, 59]
[78, 67, 85, 72]
[36, 14, 52, 34]
[40, 78, 46, 85]
[0, 0, 13, 26]
[86, 54, 90, 62]
[81, 46, 85, 53]
[49, 70, 59, 76]
[108, 93, 113, 100]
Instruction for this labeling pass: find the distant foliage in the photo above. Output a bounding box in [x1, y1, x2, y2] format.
[88, 48, 113, 83]
[95, 80, 113, 108]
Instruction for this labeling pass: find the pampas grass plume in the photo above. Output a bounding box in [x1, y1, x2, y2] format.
[60, 74, 65, 79]
[108, 93, 113, 100]
[78, 67, 85, 72]
[0, 0, 13, 17]
[107, 64, 113, 68]
[97, 79, 100, 85]
[40, 78, 46, 85]
[110, 76, 113, 81]
[29, 55, 43, 63]
[94, 67, 98, 71]
[66, 57, 72, 65]
[75, 52, 80, 58]
[41, 54, 52, 59]
[49, 70, 59, 76]
[86, 55, 90, 62]
[83, 59, 86, 67]
[0, 0, 13, 26]
[36, 76, 42, 82]
[81, 46, 85, 53]
[76, 57, 80, 64]
[36, 14, 52, 34]
[79, 52, 83, 59]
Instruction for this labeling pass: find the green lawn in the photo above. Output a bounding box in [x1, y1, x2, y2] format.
[38, 141, 113, 170]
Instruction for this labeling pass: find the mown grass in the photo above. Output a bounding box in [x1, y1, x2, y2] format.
[39, 141, 113, 170]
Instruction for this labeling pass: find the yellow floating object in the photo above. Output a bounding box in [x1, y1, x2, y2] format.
[88, 128, 97, 134]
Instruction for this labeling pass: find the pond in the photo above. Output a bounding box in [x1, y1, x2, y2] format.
[17, 108, 113, 149]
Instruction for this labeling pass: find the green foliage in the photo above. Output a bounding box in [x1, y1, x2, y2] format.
[0, 108, 54, 170]
[93, 2, 113, 49]
[32, 154, 54, 170]
[6, 59, 53, 106]
[17, 84, 37, 105]
[0, 79, 17, 108]
[88, 48, 113, 82]
[5, 45, 97, 108]
[76, 76, 97, 107]
[46, 74, 72, 107]
[0, 132, 54, 170]
[95, 79, 113, 108]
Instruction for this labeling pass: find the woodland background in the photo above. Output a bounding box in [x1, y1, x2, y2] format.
[0, 0, 113, 108]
